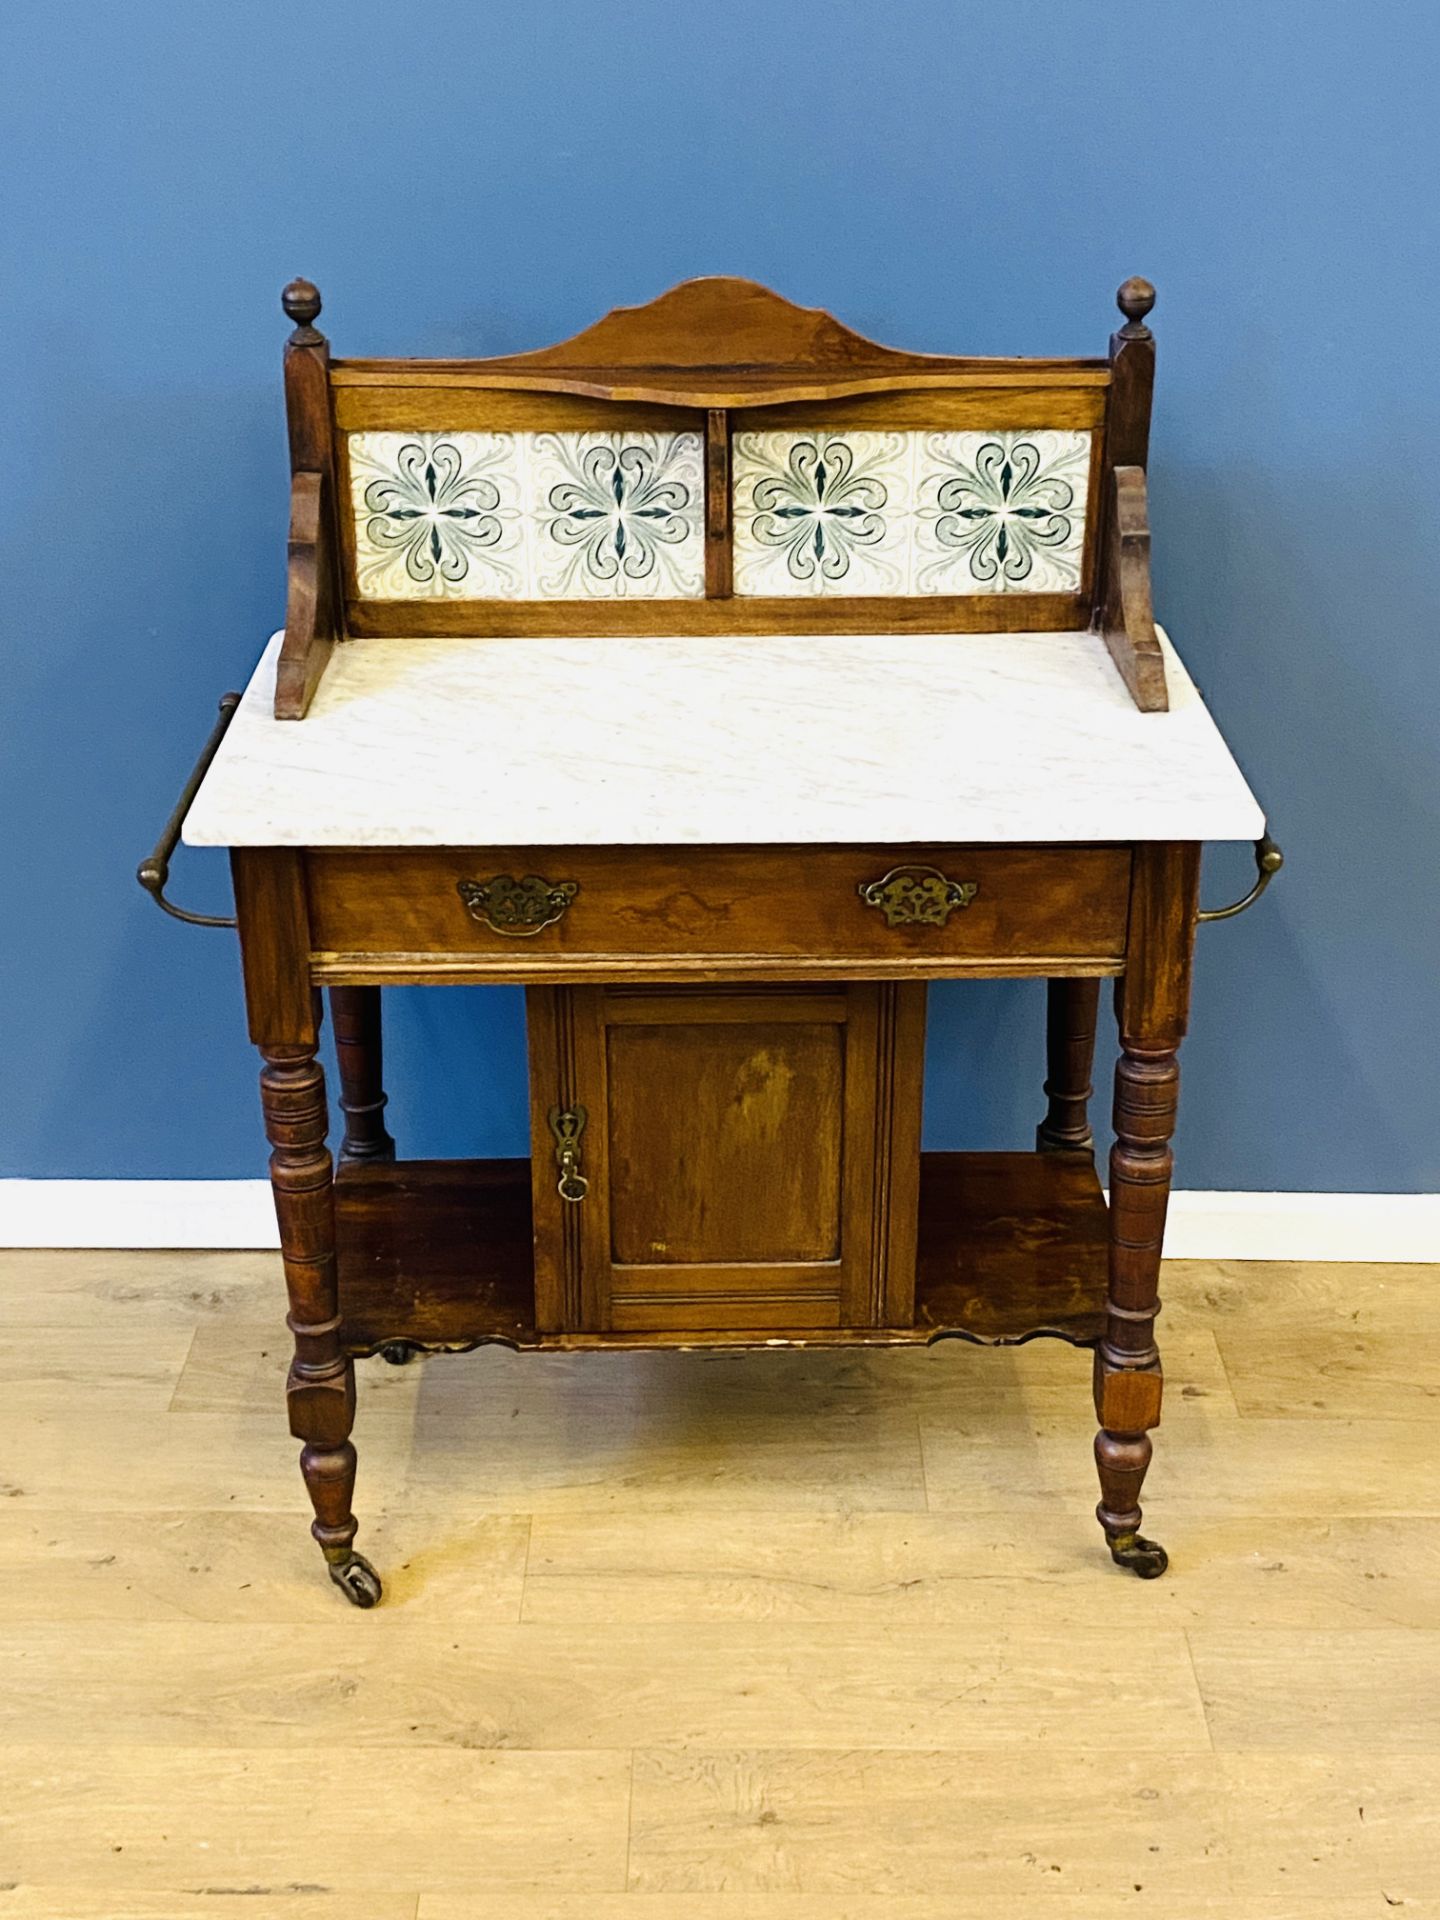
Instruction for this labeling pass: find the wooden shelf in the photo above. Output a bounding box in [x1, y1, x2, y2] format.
[336, 1157, 536, 1351]
[914, 1151, 1107, 1346]
[334, 1150, 1107, 1355]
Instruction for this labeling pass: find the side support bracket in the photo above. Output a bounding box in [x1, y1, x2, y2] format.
[274, 469, 339, 719]
[1098, 465, 1168, 713]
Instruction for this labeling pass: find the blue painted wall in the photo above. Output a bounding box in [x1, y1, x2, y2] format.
[3, 0, 1436, 1190]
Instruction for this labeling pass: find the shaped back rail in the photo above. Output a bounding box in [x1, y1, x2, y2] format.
[276, 275, 1164, 716]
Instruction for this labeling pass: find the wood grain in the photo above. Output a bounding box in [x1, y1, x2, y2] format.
[230, 847, 315, 1047]
[333, 387, 698, 432]
[313, 951, 1122, 988]
[291, 275, 1148, 699]
[322, 1152, 1107, 1353]
[926, 1412, 1440, 1517]
[1215, 1324, 1440, 1420]
[0, 1248, 278, 1327]
[1162, 1257, 1440, 1338]
[527, 983, 924, 1335]
[1036, 975, 1101, 1151]
[1191, 1628, 1440, 1750]
[625, 1748, 1382, 1897]
[0, 1746, 630, 1892]
[345, 590, 1089, 638]
[273, 469, 338, 721]
[333, 274, 1109, 395]
[416, 1898, 1395, 1920]
[4, 1250, 1440, 1910]
[916, 1150, 1106, 1343]
[743, 388, 1106, 431]
[0, 1324, 196, 1409]
[306, 843, 1132, 972]
[1099, 464, 1168, 710]
[0, 1619, 1207, 1751]
[278, 287, 346, 717]
[329, 983, 395, 1163]
[0, 1507, 530, 1623]
[520, 1506, 1440, 1631]
[1092, 275, 1156, 642]
[0, 1896, 417, 1920]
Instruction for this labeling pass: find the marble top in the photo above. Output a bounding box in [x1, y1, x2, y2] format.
[182, 627, 1265, 848]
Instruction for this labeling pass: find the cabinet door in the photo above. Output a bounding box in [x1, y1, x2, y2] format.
[528, 983, 924, 1335]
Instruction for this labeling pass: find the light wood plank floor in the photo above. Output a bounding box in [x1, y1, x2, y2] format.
[1, 1249, 1438, 1917]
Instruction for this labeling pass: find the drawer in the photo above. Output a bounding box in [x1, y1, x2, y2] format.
[307, 844, 1131, 975]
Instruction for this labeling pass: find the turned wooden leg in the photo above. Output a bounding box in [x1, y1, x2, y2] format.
[260, 1042, 381, 1608]
[1036, 977, 1101, 1152]
[330, 985, 395, 1164]
[1094, 1041, 1176, 1578]
[1093, 843, 1198, 1579]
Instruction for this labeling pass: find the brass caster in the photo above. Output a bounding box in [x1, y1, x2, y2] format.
[1108, 1532, 1169, 1580]
[378, 1341, 418, 1367]
[325, 1549, 383, 1608]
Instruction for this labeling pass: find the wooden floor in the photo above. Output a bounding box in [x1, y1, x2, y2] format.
[2, 1250, 1440, 1917]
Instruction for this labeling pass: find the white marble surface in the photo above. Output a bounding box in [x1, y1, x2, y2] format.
[182, 627, 1265, 848]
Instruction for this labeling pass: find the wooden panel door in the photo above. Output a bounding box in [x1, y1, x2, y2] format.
[528, 983, 924, 1334]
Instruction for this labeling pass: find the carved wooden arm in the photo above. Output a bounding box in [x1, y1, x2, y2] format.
[274, 469, 339, 719]
[1099, 465, 1168, 713]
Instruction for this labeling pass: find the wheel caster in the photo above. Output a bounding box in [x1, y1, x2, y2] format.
[1108, 1532, 1169, 1579]
[378, 1341, 418, 1366]
[325, 1549, 383, 1607]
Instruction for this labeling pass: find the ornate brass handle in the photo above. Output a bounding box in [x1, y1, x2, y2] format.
[1198, 833, 1284, 923]
[136, 692, 241, 928]
[548, 1105, 589, 1203]
[457, 874, 578, 936]
[858, 864, 979, 928]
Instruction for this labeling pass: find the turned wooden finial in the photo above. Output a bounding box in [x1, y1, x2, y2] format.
[1116, 276, 1156, 336]
[282, 277, 324, 344]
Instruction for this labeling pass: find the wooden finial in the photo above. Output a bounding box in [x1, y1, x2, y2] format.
[1116, 276, 1156, 336]
[282, 277, 323, 344]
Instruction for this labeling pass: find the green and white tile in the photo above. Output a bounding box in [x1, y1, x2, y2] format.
[731, 427, 1091, 597]
[349, 431, 525, 599]
[732, 431, 912, 597]
[914, 429, 1091, 594]
[529, 431, 705, 599]
[350, 424, 1090, 601]
[348, 429, 704, 601]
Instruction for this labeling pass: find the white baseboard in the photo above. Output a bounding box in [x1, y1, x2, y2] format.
[1, 1179, 1437, 1262]
[0, 1181, 281, 1251]
[1159, 1190, 1439, 1262]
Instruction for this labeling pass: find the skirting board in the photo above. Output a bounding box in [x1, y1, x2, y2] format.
[0, 1179, 1437, 1262]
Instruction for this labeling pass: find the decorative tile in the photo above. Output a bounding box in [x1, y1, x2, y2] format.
[349, 432, 524, 599]
[732, 431, 911, 597]
[732, 427, 1092, 597]
[349, 425, 1091, 602]
[914, 429, 1091, 594]
[529, 431, 704, 599]
[348, 429, 704, 600]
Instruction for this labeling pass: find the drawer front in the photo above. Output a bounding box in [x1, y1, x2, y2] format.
[307, 845, 1131, 971]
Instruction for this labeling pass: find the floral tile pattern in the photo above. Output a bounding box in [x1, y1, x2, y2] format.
[349, 426, 1088, 601]
[731, 432, 910, 597]
[530, 432, 704, 599]
[348, 430, 704, 600]
[914, 430, 1091, 594]
[349, 433, 524, 599]
[732, 428, 1091, 597]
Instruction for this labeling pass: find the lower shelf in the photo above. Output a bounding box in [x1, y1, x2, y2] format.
[334, 1150, 1108, 1353]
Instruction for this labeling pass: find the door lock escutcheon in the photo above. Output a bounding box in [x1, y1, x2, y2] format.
[547, 1104, 589, 1203]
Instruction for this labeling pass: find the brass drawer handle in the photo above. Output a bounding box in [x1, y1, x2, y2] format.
[548, 1105, 589, 1203]
[858, 864, 978, 928]
[457, 874, 578, 936]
